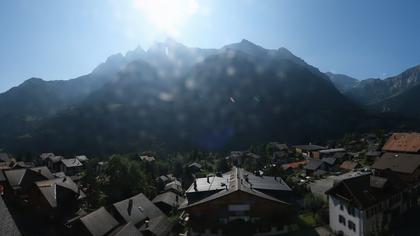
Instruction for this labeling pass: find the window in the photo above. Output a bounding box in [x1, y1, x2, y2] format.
[347, 206, 356, 216]
[339, 215, 346, 225]
[340, 204, 344, 211]
[348, 220, 356, 232]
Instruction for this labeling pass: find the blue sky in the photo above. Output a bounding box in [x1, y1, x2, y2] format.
[1, 0, 420, 92]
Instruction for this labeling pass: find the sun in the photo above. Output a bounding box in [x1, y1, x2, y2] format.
[133, 0, 199, 36]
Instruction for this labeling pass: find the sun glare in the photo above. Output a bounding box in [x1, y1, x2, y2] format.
[133, 0, 199, 36]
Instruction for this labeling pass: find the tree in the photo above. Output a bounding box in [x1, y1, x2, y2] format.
[303, 193, 325, 217]
[216, 158, 230, 173]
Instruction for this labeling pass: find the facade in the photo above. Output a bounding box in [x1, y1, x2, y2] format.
[181, 167, 295, 236]
[327, 174, 409, 236]
[294, 144, 327, 159]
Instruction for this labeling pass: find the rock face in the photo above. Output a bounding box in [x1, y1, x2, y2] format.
[344, 65, 420, 105]
[0, 39, 408, 154]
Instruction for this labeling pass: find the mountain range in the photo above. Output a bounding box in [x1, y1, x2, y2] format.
[0, 39, 417, 154]
[327, 65, 420, 118]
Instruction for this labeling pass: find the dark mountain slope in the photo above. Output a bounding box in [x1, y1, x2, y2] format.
[369, 84, 420, 118]
[13, 48, 365, 154]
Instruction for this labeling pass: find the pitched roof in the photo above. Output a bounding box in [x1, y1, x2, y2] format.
[139, 215, 174, 236]
[294, 144, 327, 152]
[281, 160, 309, 170]
[340, 161, 359, 170]
[35, 177, 85, 208]
[371, 152, 420, 174]
[164, 180, 182, 193]
[152, 191, 185, 208]
[326, 174, 402, 209]
[303, 159, 324, 171]
[76, 155, 89, 162]
[49, 155, 64, 163]
[319, 148, 346, 154]
[182, 167, 291, 209]
[0, 195, 21, 236]
[4, 166, 54, 188]
[382, 132, 420, 153]
[321, 157, 337, 165]
[61, 158, 83, 168]
[109, 222, 143, 236]
[40, 153, 55, 161]
[80, 207, 119, 236]
[113, 193, 164, 226]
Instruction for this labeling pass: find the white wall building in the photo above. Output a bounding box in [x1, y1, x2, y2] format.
[326, 174, 408, 236]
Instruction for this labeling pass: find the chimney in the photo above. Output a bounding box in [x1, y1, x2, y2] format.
[127, 199, 133, 216]
[145, 219, 149, 228]
[207, 176, 210, 183]
[63, 177, 67, 182]
[193, 180, 198, 191]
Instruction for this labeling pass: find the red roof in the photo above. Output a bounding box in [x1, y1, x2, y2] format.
[282, 160, 309, 170]
[382, 133, 420, 153]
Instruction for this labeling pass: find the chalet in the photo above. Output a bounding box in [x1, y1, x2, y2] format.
[47, 155, 64, 172]
[111, 193, 165, 228]
[60, 158, 83, 176]
[382, 132, 420, 153]
[139, 215, 174, 236]
[340, 161, 360, 172]
[180, 167, 295, 236]
[39, 153, 55, 165]
[31, 176, 85, 218]
[74, 207, 120, 236]
[140, 155, 156, 162]
[152, 191, 185, 214]
[293, 144, 327, 159]
[326, 174, 408, 236]
[187, 163, 202, 173]
[76, 155, 89, 163]
[4, 166, 54, 196]
[164, 180, 183, 194]
[372, 152, 420, 186]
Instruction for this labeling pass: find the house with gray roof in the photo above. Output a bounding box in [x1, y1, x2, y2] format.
[181, 167, 295, 236]
[111, 193, 165, 228]
[76, 207, 120, 236]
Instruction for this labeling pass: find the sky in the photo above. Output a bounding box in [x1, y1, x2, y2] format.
[1, 0, 420, 92]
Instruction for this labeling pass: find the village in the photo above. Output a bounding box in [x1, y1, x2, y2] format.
[1, 132, 420, 236]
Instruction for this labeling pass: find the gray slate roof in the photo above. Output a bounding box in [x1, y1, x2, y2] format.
[80, 207, 119, 236]
[139, 215, 173, 236]
[182, 167, 292, 209]
[0, 196, 21, 236]
[4, 166, 54, 188]
[113, 193, 164, 226]
[372, 152, 420, 174]
[61, 158, 83, 168]
[303, 159, 324, 171]
[109, 222, 143, 236]
[153, 191, 185, 208]
[36, 177, 85, 208]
